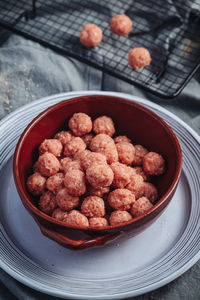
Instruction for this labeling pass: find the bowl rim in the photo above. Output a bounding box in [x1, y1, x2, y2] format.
[13, 94, 182, 231]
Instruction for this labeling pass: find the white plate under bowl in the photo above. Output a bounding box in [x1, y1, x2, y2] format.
[0, 91, 199, 299]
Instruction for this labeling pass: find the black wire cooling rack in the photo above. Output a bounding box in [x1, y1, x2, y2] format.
[0, 0, 200, 98]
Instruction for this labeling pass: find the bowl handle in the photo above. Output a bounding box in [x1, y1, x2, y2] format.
[36, 220, 120, 250]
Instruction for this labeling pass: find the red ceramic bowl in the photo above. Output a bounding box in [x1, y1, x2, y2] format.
[13, 95, 182, 250]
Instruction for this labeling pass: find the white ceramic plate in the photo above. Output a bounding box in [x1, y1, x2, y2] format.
[0, 91, 199, 300]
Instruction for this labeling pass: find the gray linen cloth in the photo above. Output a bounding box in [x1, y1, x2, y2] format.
[0, 31, 200, 300]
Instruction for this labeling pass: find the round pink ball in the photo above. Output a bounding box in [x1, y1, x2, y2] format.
[133, 144, 148, 166]
[110, 14, 132, 36]
[89, 217, 108, 228]
[39, 191, 57, 214]
[56, 188, 79, 211]
[80, 24, 103, 47]
[39, 139, 63, 157]
[116, 142, 135, 165]
[126, 173, 144, 199]
[93, 116, 115, 136]
[68, 112, 92, 136]
[111, 162, 132, 188]
[54, 131, 72, 145]
[52, 208, 68, 221]
[81, 196, 105, 217]
[27, 172, 46, 196]
[109, 210, 132, 226]
[66, 210, 89, 227]
[64, 137, 86, 157]
[129, 47, 151, 70]
[64, 169, 86, 196]
[37, 152, 60, 177]
[46, 172, 64, 194]
[143, 152, 165, 175]
[108, 188, 135, 210]
[114, 135, 131, 144]
[86, 162, 114, 188]
[131, 197, 153, 217]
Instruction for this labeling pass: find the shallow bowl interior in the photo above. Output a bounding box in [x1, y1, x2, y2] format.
[14, 95, 182, 234]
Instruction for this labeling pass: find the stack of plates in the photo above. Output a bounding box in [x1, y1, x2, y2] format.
[0, 91, 199, 299]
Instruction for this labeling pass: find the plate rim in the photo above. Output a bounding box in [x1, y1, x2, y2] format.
[0, 91, 200, 300]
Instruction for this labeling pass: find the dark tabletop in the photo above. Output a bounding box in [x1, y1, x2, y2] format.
[0, 29, 200, 300]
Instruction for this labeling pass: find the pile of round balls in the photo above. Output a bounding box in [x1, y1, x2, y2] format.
[27, 112, 165, 229]
[80, 14, 151, 70]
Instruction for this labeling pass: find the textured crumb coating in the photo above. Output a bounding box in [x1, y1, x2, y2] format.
[132, 166, 151, 182]
[56, 188, 79, 211]
[81, 196, 105, 218]
[80, 24, 103, 47]
[81, 133, 94, 147]
[54, 131, 72, 145]
[89, 217, 108, 227]
[73, 149, 91, 164]
[131, 197, 153, 217]
[116, 142, 135, 165]
[39, 191, 57, 214]
[86, 162, 114, 188]
[64, 169, 86, 196]
[111, 162, 132, 188]
[93, 116, 115, 136]
[27, 112, 166, 229]
[82, 152, 107, 170]
[128, 47, 151, 70]
[110, 14, 132, 36]
[133, 145, 148, 166]
[37, 152, 60, 177]
[68, 112, 92, 136]
[143, 152, 165, 175]
[108, 188, 135, 210]
[90, 133, 114, 151]
[64, 137, 86, 157]
[109, 210, 132, 226]
[66, 210, 89, 227]
[126, 173, 144, 199]
[87, 185, 110, 197]
[63, 160, 83, 173]
[114, 135, 131, 144]
[39, 139, 63, 157]
[46, 172, 64, 194]
[142, 182, 158, 204]
[90, 134, 118, 164]
[52, 208, 68, 221]
[27, 172, 46, 196]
